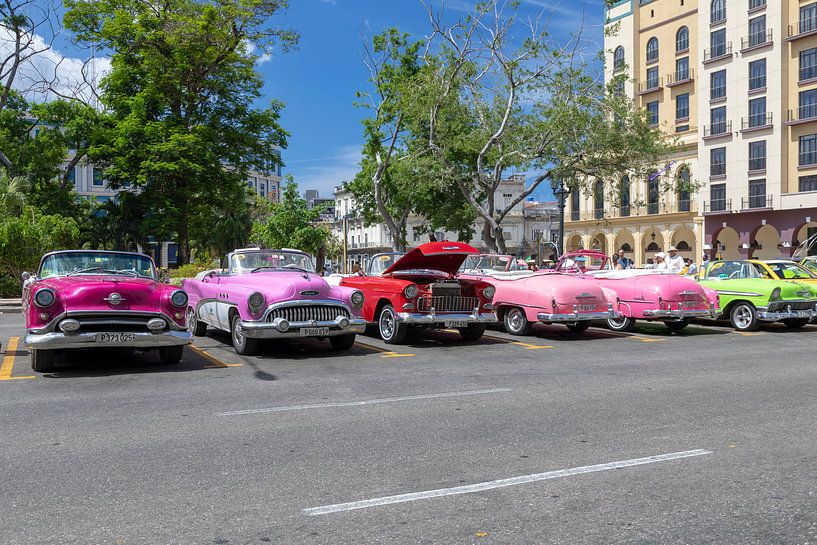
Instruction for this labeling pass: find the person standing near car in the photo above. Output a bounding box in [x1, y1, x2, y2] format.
[666, 246, 685, 273]
[655, 252, 667, 270]
[617, 248, 632, 269]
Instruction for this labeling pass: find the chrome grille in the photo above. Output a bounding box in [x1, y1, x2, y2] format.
[69, 314, 154, 333]
[768, 300, 816, 312]
[417, 296, 479, 313]
[267, 305, 349, 323]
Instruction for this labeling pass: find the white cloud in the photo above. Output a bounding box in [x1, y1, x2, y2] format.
[242, 39, 273, 64]
[320, 0, 337, 4]
[285, 144, 362, 197]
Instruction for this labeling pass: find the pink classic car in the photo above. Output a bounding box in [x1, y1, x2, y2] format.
[22, 250, 192, 372]
[182, 248, 366, 355]
[458, 254, 616, 335]
[555, 250, 720, 332]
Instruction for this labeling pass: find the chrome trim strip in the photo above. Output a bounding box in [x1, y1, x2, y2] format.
[29, 310, 186, 334]
[24, 330, 192, 350]
[239, 318, 366, 339]
[395, 311, 498, 325]
[716, 290, 764, 297]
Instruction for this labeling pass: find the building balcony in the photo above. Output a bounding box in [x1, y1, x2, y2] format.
[740, 29, 773, 52]
[703, 43, 732, 64]
[666, 68, 694, 87]
[786, 106, 817, 126]
[703, 121, 732, 139]
[569, 200, 697, 222]
[637, 78, 663, 95]
[741, 195, 773, 210]
[740, 113, 773, 132]
[787, 19, 817, 42]
[703, 198, 732, 213]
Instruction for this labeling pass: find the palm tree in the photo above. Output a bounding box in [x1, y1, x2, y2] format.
[0, 170, 27, 217]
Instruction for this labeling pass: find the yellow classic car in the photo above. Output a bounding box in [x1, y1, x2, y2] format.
[749, 259, 817, 284]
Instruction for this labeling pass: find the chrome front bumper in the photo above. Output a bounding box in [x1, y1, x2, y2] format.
[642, 308, 719, 319]
[757, 308, 817, 322]
[240, 316, 367, 339]
[395, 311, 498, 325]
[24, 330, 192, 350]
[537, 304, 617, 323]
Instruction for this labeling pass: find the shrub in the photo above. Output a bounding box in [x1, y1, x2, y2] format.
[168, 263, 208, 279]
[0, 275, 21, 298]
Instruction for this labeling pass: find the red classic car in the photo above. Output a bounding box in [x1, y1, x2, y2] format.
[340, 242, 498, 343]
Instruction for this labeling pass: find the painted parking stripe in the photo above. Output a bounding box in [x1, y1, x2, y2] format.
[188, 344, 243, 368]
[474, 333, 555, 350]
[628, 336, 666, 343]
[353, 341, 415, 358]
[304, 448, 713, 516]
[0, 337, 35, 381]
[215, 388, 513, 416]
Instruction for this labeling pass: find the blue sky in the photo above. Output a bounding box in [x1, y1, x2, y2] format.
[259, 0, 608, 201]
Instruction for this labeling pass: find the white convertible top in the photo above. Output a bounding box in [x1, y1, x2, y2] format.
[585, 269, 677, 279]
[461, 269, 536, 280]
[324, 273, 352, 286]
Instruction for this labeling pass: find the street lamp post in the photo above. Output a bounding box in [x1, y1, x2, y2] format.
[549, 176, 570, 257]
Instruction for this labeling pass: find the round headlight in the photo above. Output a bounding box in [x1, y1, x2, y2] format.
[770, 287, 782, 301]
[248, 291, 265, 314]
[170, 290, 188, 308]
[350, 290, 364, 310]
[483, 286, 496, 299]
[403, 284, 419, 299]
[34, 288, 55, 308]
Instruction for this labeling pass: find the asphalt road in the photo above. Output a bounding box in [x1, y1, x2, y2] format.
[1, 313, 817, 545]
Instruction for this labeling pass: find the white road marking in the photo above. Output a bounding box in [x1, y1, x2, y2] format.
[304, 448, 713, 516]
[215, 388, 513, 416]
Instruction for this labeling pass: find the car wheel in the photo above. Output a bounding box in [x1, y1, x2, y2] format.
[329, 334, 356, 350]
[664, 319, 690, 332]
[607, 315, 635, 332]
[231, 315, 259, 355]
[458, 323, 486, 341]
[730, 302, 759, 331]
[158, 345, 184, 364]
[566, 321, 591, 333]
[30, 350, 55, 372]
[503, 307, 531, 336]
[378, 304, 407, 344]
[783, 318, 810, 329]
[187, 307, 207, 337]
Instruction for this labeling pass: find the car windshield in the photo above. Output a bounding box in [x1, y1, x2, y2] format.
[368, 253, 405, 276]
[230, 250, 315, 273]
[460, 254, 523, 272]
[705, 260, 763, 279]
[39, 252, 158, 279]
[558, 254, 611, 273]
[764, 262, 817, 280]
[802, 258, 817, 274]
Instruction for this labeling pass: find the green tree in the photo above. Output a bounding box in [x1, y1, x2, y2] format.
[0, 169, 27, 216]
[0, 207, 81, 279]
[64, 0, 297, 264]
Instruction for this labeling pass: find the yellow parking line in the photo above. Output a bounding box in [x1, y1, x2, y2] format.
[0, 337, 35, 381]
[353, 341, 415, 358]
[188, 344, 239, 368]
[739, 332, 764, 337]
[628, 336, 666, 343]
[481, 333, 554, 350]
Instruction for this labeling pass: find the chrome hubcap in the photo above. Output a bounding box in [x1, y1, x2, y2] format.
[233, 321, 245, 345]
[380, 310, 395, 339]
[609, 315, 627, 328]
[735, 306, 752, 328]
[187, 308, 196, 328]
[508, 310, 524, 331]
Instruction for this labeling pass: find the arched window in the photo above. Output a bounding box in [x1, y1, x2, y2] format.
[646, 242, 660, 252]
[676, 26, 689, 52]
[594, 180, 605, 219]
[676, 241, 691, 251]
[677, 166, 691, 212]
[570, 189, 580, 221]
[648, 172, 660, 214]
[621, 243, 633, 252]
[613, 46, 625, 71]
[646, 37, 659, 62]
[711, 0, 726, 24]
[619, 176, 631, 217]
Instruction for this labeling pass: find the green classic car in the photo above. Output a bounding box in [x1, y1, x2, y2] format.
[698, 260, 817, 331]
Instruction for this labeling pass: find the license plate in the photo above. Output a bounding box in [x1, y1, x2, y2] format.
[679, 302, 698, 309]
[445, 321, 468, 328]
[578, 304, 596, 312]
[300, 327, 329, 337]
[95, 332, 134, 343]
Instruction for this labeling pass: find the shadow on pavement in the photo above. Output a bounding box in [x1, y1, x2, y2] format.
[36, 347, 218, 378]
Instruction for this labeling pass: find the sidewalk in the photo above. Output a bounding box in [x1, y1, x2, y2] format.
[0, 298, 22, 314]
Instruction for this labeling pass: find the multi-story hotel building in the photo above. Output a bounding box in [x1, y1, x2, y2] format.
[566, 0, 817, 265]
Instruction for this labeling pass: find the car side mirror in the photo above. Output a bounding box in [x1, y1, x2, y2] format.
[21, 271, 31, 282]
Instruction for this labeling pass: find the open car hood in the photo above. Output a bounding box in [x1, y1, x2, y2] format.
[384, 242, 479, 276]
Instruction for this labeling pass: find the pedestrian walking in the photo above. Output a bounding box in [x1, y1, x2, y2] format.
[666, 246, 685, 273]
[654, 252, 667, 270]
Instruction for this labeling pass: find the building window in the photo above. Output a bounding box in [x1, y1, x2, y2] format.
[647, 101, 659, 125]
[646, 66, 659, 89]
[613, 46, 625, 71]
[677, 166, 691, 212]
[710, 183, 726, 211]
[676, 93, 689, 120]
[749, 0, 765, 8]
[646, 37, 659, 62]
[676, 57, 689, 81]
[710, 29, 727, 58]
[800, 47, 817, 81]
[748, 15, 766, 47]
[593, 180, 604, 219]
[66, 167, 76, 186]
[711, 0, 726, 24]
[749, 141, 766, 171]
[800, 175, 817, 192]
[676, 26, 689, 52]
[800, 89, 817, 120]
[800, 3, 817, 35]
[749, 59, 766, 90]
[648, 174, 659, 214]
[570, 190, 580, 221]
[800, 133, 817, 166]
[748, 179, 766, 208]
[749, 97, 767, 127]
[711, 106, 727, 133]
[619, 176, 630, 217]
[259, 182, 266, 197]
[711, 70, 726, 100]
[711, 147, 726, 176]
[92, 167, 104, 187]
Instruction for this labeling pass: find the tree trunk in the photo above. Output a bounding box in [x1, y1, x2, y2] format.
[481, 220, 498, 253]
[495, 226, 507, 254]
[316, 244, 326, 273]
[177, 219, 191, 266]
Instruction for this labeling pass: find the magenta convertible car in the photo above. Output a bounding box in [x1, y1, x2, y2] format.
[22, 250, 192, 372]
[182, 248, 366, 355]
